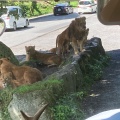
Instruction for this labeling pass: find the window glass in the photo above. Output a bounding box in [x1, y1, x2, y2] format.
[9, 8, 19, 19]
[9, 8, 18, 16]
[19, 8, 23, 17]
[79, 1, 91, 5]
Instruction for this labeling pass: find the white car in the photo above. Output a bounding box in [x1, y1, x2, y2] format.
[78, 0, 97, 14]
[0, 6, 29, 30]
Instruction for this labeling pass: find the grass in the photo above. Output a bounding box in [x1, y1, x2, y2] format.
[0, 53, 110, 120]
[51, 93, 85, 120]
[0, 77, 64, 120]
[51, 54, 110, 120]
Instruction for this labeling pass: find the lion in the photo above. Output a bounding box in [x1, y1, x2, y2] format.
[49, 47, 56, 54]
[0, 58, 43, 88]
[0, 72, 32, 88]
[76, 28, 89, 52]
[74, 17, 86, 29]
[25, 46, 62, 66]
[0, 74, 7, 89]
[56, 17, 87, 56]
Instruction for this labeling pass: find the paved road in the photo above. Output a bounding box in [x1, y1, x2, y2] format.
[0, 11, 79, 49]
[0, 9, 95, 55]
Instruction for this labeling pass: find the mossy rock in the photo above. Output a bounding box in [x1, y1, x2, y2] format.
[0, 42, 19, 65]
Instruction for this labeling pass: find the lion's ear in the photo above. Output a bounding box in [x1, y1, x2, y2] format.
[0, 60, 2, 65]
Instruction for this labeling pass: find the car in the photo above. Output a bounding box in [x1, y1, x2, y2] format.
[53, 2, 73, 16]
[78, 0, 97, 14]
[0, 6, 29, 31]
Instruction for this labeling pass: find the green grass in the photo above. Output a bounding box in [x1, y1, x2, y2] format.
[51, 93, 85, 120]
[0, 77, 64, 120]
[51, 54, 110, 120]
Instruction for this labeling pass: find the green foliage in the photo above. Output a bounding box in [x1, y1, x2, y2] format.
[4, 1, 56, 17]
[51, 93, 85, 120]
[81, 54, 110, 89]
[0, 87, 13, 120]
[2, 1, 78, 18]
[70, 1, 78, 7]
[0, 54, 110, 120]
[0, 77, 64, 120]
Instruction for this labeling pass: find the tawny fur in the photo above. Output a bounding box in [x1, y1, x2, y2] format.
[49, 47, 56, 54]
[76, 28, 89, 52]
[0, 72, 32, 88]
[56, 17, 88, 56]
[0, 58, 43, 88]
[20, 103, 49, 120]
[25, 46, 62, 66]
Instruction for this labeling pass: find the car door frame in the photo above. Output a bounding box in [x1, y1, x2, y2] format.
[18, 8, 26, 27]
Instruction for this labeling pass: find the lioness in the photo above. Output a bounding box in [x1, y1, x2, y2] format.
[49, 47, 56, 54]
[0, 71, 34, 88]
[0, 58, 43, 88]
[56, 17, 87, 56]
[25, 46, 62, 66]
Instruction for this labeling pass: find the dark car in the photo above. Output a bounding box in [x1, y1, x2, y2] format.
[53, 2, 73, 16]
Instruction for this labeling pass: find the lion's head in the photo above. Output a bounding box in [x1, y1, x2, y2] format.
[25, 46, 36, 55]
[0, 72, 13, 89]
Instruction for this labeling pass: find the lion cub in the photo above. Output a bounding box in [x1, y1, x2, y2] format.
[25, 46, 62, 66]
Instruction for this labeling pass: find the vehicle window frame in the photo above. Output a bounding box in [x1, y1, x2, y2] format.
[8, 8, 18, 16]
[97, 0, 120, 25]
[19, 8, 24, 17]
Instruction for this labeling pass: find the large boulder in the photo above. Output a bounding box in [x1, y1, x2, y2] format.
[0, 41, 19, 64]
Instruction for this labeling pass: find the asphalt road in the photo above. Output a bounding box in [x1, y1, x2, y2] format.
[0, 11, 79, 47]
[0, 9, 96, 55]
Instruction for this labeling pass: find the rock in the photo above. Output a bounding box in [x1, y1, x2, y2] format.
[0, 42, 19, 64]
[7, 37, 106, 120]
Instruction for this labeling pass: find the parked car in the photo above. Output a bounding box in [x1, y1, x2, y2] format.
[0, 6, 29, 31]
[53, 2, 73, 16]
[78, 0, 97, 14]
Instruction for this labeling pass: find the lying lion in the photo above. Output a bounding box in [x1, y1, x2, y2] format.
[0, 71, 39, 88]
[25, 46, 62, 66]
[49, 47, 57, 54]
[0, 58, 43, 88]
[56, 17, 87, 56]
